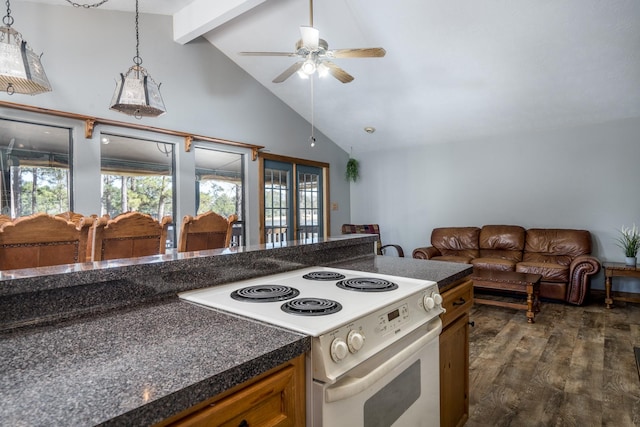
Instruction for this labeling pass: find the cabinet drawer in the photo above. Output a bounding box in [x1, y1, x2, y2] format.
[441, 279, 473, 329]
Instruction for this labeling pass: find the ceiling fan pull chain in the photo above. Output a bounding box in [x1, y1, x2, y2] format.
[309, 77, 316, 147]
[65, 0, 109, 8]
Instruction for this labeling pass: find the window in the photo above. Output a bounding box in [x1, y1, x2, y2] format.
[264, 160, 293, 244]
[297, 165, 323, 241]
[194, 146, 245, 246]
[100, 134, 175, 246]
[261, 155, 328, 245]
[0, 118, 72, 218]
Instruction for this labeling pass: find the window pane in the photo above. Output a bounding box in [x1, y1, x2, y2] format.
[297, 166, 321, 242]
[194, 146, 244, 246]
[100, 134, 175, 246]
[0, 118, 71, 218]
[264, 166, 290, 245]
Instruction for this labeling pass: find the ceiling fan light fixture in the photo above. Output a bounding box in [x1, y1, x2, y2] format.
[317, 62, 329, 78]
[301, 58, 316, 75]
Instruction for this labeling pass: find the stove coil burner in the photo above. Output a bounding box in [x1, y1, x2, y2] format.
[302, 271, 346, 281]
[281, 298, 342, 316]
[336, 277, 399, 292]
[230, 285, 300, 302]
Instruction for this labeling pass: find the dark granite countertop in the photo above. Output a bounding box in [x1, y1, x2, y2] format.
[0, 234, 470, 427]
[329, 256, 473, 293]
[0, 298, 309, 427]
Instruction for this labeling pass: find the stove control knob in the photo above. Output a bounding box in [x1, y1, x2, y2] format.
[433, 293, 443, 306]
[331, 338, 349, 362]
[423, 295, 436, 311]
[347, 330, 365, 353]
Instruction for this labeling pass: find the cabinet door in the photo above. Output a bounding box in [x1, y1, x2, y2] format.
[440, 312, 469, 427]
[169, 355, 305, 427]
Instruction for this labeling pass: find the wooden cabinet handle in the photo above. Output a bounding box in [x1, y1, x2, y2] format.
[453, 298, 466, 306]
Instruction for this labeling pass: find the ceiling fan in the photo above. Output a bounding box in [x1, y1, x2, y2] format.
[239, 0, 386, 84]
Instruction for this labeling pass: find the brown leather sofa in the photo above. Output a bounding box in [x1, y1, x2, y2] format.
[412, 225, 601, 305]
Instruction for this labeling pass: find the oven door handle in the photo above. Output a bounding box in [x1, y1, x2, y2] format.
[325, 320, 441, 403]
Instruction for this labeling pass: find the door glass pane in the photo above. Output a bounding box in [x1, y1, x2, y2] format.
[264, 160, 292, 245]
[100, 134, 175, 247]
[297, 165, 322, 242]
[0, 118, 71, 218]
[194, 146, 244, 246]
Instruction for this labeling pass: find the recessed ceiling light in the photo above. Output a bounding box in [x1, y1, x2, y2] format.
[364, 127, 376, 134]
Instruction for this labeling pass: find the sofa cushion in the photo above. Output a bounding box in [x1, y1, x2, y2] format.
[431, 227, 480, 258]
[432, 255, 474, 264]
[478, 225, 525, 262]
[516, 261, 569, 282]
[472, 257, 517, 271]
[523, 229, 591, 266]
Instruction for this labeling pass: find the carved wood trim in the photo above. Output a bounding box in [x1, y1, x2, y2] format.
[0, 100, 264, 160]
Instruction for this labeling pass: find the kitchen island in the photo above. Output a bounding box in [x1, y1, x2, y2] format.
[0, 236, 471, 426]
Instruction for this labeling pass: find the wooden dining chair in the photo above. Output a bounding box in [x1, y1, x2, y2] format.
[178, 211, 238, 252]
[89, 212, 172, 261]
[341, 223, 405, 257]
[0, 212, 93, 270]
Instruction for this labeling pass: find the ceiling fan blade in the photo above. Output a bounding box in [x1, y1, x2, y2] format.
[239, 51, 298, 57]
[300, 26, 320, 49]
[330, 48, 386, 58]
[323, 61, 354, 83]
[273, 61, 304, 83]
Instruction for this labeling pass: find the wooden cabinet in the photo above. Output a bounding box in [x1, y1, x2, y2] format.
[440, 278, 473, 427]
[159, 355, 305, 427]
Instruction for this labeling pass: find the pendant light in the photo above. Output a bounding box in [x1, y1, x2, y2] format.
[0, 0, 52, 95]
[109, 0, 165, 118]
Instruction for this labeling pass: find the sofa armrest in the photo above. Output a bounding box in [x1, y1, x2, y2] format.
[412, 246, 441, 260]
[381, 244, 405, 257]
[566, 255, 601, 305]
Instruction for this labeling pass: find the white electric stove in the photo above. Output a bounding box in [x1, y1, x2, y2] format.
[179, 266, 444, 426]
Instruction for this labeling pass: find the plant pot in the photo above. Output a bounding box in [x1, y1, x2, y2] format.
[625, 256, 637, 266]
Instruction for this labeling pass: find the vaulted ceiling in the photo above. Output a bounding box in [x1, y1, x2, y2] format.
[31, 0, 640, 154]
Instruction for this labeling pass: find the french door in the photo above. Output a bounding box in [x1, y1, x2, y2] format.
[261, 156, 327, 245]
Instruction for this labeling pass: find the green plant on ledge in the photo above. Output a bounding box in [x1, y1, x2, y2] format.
[616, 224, 640, 257]
[346, 158, 359, 182]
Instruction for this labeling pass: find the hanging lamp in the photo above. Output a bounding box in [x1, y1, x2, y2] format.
[0, 0, 52, 95]
[109, 0, 165, 118]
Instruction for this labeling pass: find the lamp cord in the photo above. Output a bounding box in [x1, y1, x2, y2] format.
[65, 0, 109, 8]
[133, 0, 142, 66]
[3, 0, 13, 27]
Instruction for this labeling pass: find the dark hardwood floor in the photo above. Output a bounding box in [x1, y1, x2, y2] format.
[466, 294, 640, 427]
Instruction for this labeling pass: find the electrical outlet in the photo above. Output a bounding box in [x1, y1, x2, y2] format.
[331, 202, 338, 211]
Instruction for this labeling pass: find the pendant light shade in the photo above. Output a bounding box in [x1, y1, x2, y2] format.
[109, 0, 165, 118]
[110, 64, 165, 117]
[0, 2, 52, 95]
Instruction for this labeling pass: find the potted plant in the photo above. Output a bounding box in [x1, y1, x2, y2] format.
[346, 158, 359, 182]
[615, 224, 640, 266]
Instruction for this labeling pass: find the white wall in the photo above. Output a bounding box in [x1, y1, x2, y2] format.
[351, 117, 640, 292]
[1, 2, 351, 244]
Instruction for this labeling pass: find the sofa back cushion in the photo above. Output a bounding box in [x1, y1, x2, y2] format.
[431, 227, 480, 258]
[523, 228, 591, 265]
[478, 225, 525, 261]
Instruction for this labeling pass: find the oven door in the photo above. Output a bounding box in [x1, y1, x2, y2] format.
[311, 318, 441, 427]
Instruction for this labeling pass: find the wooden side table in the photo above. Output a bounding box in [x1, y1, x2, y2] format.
[603, 262, 640, 308]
